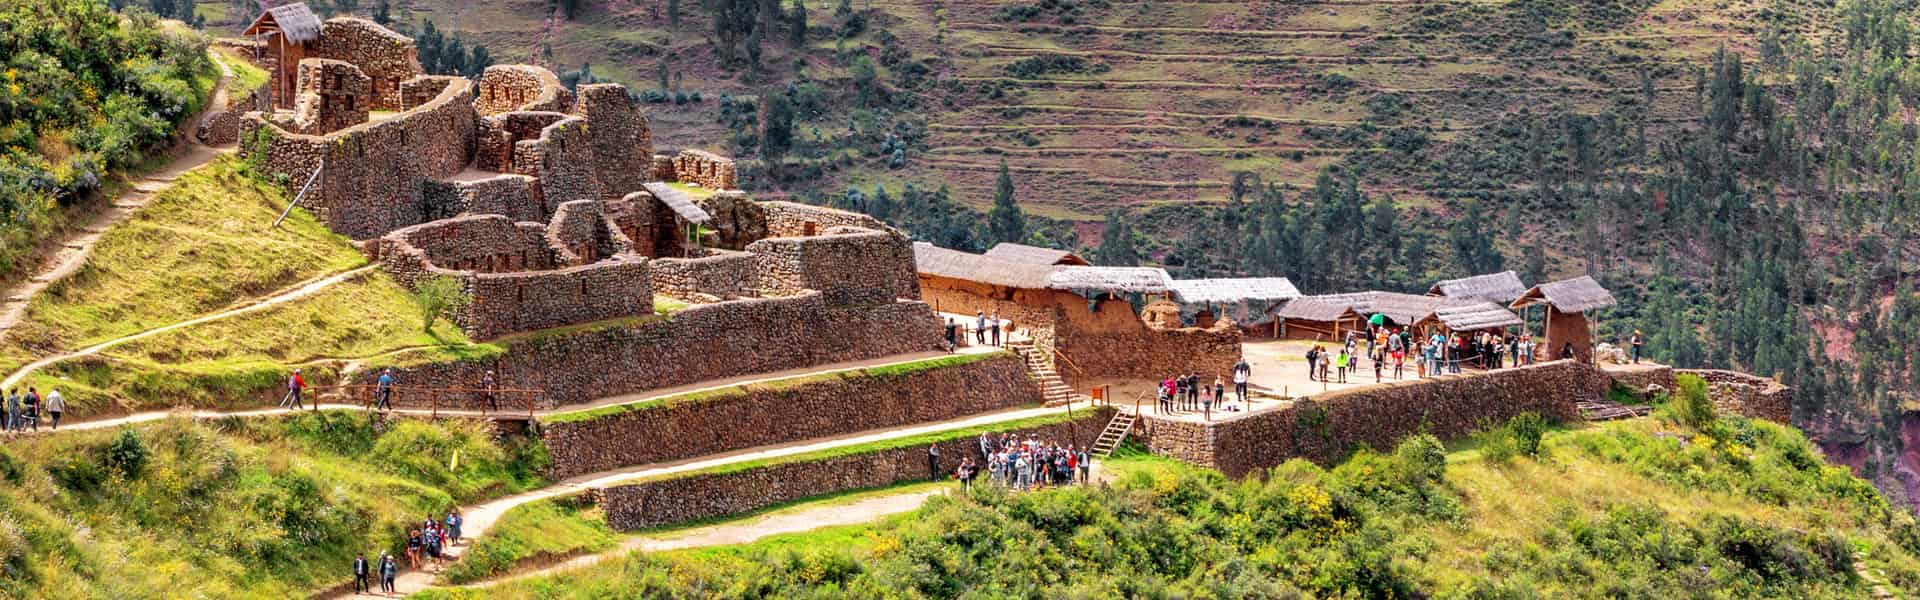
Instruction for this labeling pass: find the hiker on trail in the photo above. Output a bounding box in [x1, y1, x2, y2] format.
[424, 524, 443, 572]
[446, 509, 463, 545]
[405, 529, 421, 569]
[376, 369, 395, 411]
[481, 370, 499, 413]
[975, 311, 987, 345]
[927, 443, 942, 481]
[43, 388, 63, 429]
[353, 553, 370, 594]
[1631, 330, 1645, 364]
[4, 389, 17, 434]
[991, 312, 1003, 346]
[22, 389, 37, 432]
[943, 318, 958, 352]
[285, 369, 305, 410]
[1233, 359, 1250, 403]
[379, 552, 397, 595]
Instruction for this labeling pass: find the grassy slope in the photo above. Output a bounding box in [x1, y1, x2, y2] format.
[0, 412, 547, 599]
[416, 415, 1920, 598]
[440, 494, 617, 584]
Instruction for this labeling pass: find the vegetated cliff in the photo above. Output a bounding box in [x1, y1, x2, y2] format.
[1811, 411, 1920, 513]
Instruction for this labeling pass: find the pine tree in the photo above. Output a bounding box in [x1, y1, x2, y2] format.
[669, 0, 681, 28]
[1448, 200, 1504, 275]
[373, 0, 392, 24]
[790, 0, 808, 49]
[1523, 241, 1548, 285]
[761, 92, 794, 166]
[987, 160, 1026, 245]
[1095, 210, 1140, 267]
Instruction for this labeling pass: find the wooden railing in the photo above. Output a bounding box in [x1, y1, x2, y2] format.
[1051, 348, 1086, 377]
[302, 384, 545, 419]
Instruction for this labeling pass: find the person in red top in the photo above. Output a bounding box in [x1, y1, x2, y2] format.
[284, 369, 306, 410]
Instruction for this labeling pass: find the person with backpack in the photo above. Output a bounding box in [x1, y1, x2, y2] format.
[43, 388, 63, 429]
[22, 389, 38, 432]
[1305, 346, 1320, 381]
[376, 368, 395, 411]
[379, 552, 398, 595]
[284, 369, 305, 410]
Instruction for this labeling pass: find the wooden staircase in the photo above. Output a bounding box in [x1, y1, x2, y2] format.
[1006, 340, 1076, 407]
[1092, 411, 1137, 457]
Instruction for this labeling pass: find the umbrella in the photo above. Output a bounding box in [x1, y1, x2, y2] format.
[1368, 313, 1385, 326]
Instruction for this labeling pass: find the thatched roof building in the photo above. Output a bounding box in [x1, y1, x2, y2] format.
[243, 3, 324, 43]
[1432, 302, 1524, 332]
[1510, 276, 1617, 313]
[1428, 271, 1528, 304]
[984, 243, 1090, 266]
[1047, 266, 1173, 295]
[912, 242, 1057, 290]
[1168, 277, 1301, 328]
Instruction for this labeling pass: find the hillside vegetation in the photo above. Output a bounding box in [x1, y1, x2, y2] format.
[0, 413, 547, 599]
[0, 0, 217, 279]
[414, 413, 1920, 598]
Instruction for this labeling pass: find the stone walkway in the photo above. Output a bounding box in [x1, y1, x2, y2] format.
[0, 51, 235, 338]
[321, 401, 1084, 599]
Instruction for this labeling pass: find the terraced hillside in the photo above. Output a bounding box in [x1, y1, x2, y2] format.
[193, 0, 1813, 219]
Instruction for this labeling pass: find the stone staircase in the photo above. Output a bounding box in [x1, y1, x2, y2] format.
[1091, 411, 1137, 457]
[1005, 340, 1076, 407]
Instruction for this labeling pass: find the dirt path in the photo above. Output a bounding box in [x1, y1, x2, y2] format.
[463, 489, 946, 590]
[0, 51, 235, 338]
[326, 401, 1081, 598]
[0, 265, 376, 391]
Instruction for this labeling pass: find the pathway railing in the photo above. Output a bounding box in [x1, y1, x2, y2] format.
[298, 384, 545, 419]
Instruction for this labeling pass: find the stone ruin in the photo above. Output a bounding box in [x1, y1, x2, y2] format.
[659, 149, 739, 190]
[281, 58, 371, 134]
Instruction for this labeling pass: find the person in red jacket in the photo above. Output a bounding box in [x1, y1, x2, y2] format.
[284, 369, 306, 410]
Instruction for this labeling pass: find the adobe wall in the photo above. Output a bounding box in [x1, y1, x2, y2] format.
[597, 409, 1112, 530]
[541, 353, 1045, 479]
[572, 84, 654, 196]
[1137, 359, 1591, 478]
[1677, 369, 1792, 425]
[307, 17, 424, 111]
[649, 251, 763, 301]
[238, 75, 477, 239]
[355, 292, 946, 407]
[420, 175, 543, 223]
[1054, 303, 1243, 385]
[744, 226, 920, 305]
[671, 149, 738, 190]
[1544, 306, 1595, 363]
[476, 64, 569, 116]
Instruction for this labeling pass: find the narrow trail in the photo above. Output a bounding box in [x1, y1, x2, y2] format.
[0, 51, 235, 339]
[949, 75, 1698, 94]
[327, 400, 1084, 598]
[0, 265, 377, 391]
[463, 489, 947, 590]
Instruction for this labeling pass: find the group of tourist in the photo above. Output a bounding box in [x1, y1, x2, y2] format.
[1154, 359, 1253, 420]
[942, 311, 1010, 351]
[3, 387, 65, 434]
[1304, 326, 1574, 384]
[283, 367, 506, 413]
[950, 432, 1093, 491]
[352, 510, 463, 596]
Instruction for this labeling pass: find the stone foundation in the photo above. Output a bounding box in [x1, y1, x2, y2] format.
[1138, 359, 1590, 478]
[597, 409, 1111, 530]
[541, 353, 1044, 479]
[1678, 369, 1792, 424]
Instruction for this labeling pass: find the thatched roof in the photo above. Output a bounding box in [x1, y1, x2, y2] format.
[984, 243, 1089, 266]
[243, 3, 324, 43]
[1433, 302, 1524, 331]
[1511, 276, 1618, 313]
[642, 182, 712, 224]
[1273, 298, 1365, 322]
[1428, 271, 1527, 303]
[913, 243, 1058, 289]
[1169, 277, 1301, 305]
[1047, 266, 1173, 294]
[1296, 291, 1463, 326]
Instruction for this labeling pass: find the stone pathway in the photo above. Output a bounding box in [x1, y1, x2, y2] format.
[0, 50, 235, 338]
[321, 401, 1083, 599]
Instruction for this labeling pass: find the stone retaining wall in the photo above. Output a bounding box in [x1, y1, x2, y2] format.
[308, 17, 423, 111]
[649, 251, 763, 301]
[597, 409, 1111, 530]
[1604, 365, 1676, 398]
[541, 353, 1044, 479]
[1139, 359, 1591, 478]
[356, 292, 945, 407]
[1677, 369, 1792, 424]
[1055, 319, 1243, 386]
[420, 175, 543, 223]
[476, 64, 569, 116]
[744, 226, 920, 305]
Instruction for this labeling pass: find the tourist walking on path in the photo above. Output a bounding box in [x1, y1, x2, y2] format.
[43, 388, 63, 429]
[943, 319, 958, 352]
[974, 311, 987, 345]
[405, 529, 421, 569]
[1158, 377, 1174, 415]
[1233, 359, 1250, 403]
[22, 389, 37, 432]
[445, 509, 463, 545]
[353, 553, 370, 595]
[1631, 330, 1644, 364]
[1305, 345, 1320, 381]
[379, 552, 397, 595]
[1212, 376, 1225, 411]
[927, 444, 942, 481]
[481, 370, 499, 413]
[4, 389, 18, 435]
[1335, 348, 1350, 383]
[283, 369, 305, 410]
[990, 312, 1002, 346]
[375, 368, 395, 411]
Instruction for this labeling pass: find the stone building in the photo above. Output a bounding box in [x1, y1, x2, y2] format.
[240, 6, 421, 110]
[283, 58, 371, 134]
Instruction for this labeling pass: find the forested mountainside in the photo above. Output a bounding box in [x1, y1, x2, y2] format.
[188, 0, 1920, 509]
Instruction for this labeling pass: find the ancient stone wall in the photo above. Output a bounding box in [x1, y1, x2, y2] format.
[285, 59, 371, 134]
[597, 410, 1111, 530]
[651, 154, 676, 181]
[760, 201, 892, 237]
[238, 75, 476, 239]
[514, 115, 605, 215]
[542, 353, 1045, 479]
[695, 193, 769, 249]
[476, 111, 567, 173]
[1604, 365, 1676, 399]
[745, 226, 920, 305]
[1677, 369, 1792, 424]
[671, 149, 738, 190]
[649, 251, 763, 301]
[1137, 360, 1591, 478]
[420, 175, 543, 223]
[400, 76, 451, 110]
[354, 292, 946, 406]
[571, 83, 654, 197]
[475, 64, 569, 116]
[546, 200, 627, 266]
[307, 17, 423, 111]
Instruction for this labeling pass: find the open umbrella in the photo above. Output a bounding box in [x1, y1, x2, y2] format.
[1368, 313, 1385, 326]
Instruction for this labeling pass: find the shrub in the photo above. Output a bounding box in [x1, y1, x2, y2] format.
[1673, 374, 1716, 430]
[411, 275, 471, 333]
[1508, 412, 1548, 458]
[103, 428, 149, 479]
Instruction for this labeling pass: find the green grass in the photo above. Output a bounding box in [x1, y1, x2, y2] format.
[653, 294, 690, 314]
[213, 46, 270, 101]
[542, 351, 1005, 424]
[441, 494, 616, 584]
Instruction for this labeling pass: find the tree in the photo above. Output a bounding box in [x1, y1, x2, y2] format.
[373, 0, 391, 24]
[790, 0, 808, 48]
[706, 0, 760, 69]
[1094, 210, 1140, 267]
[1523, 240, 1548, 285]
[412, 276, 471, 333]
[850, 55, 879, 106]
[1448, 200, 1504, 275]
[987, 160, 1026, 245]
[669, 0, 681, 28]
[762, 91, 794, 166]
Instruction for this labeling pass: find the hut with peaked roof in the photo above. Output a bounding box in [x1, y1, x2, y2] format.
[242, 3, 325, 109]
[984, 243, 1091, 266]
[1167, 277, 1301, 332]
[1271, 298, 1366, 341]
[1432, 302, 1525, 333]
[1428, 271, 1528, 304]
[1510, 275, 1617, 363]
